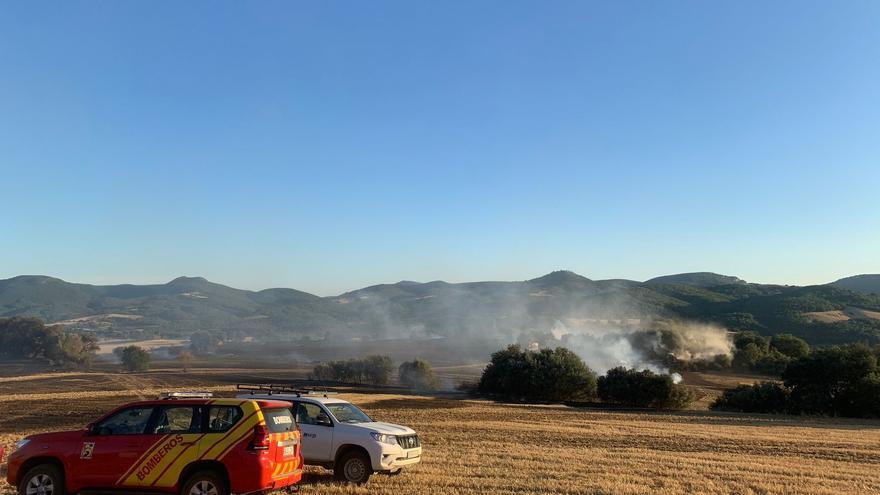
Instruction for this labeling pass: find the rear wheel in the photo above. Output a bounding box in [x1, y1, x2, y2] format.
[180, 470, 229, 495]
[335, 451, 373, 484]
[19, 464, 65, 495]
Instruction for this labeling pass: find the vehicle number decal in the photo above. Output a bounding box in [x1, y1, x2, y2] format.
[273, 416, 292, 425]
[81, 442, 95, 459]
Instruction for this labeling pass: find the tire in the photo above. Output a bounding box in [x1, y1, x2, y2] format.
[334, 451, 373, 484]
[18, 464, 65, 495]
[180, 470, 229, 495]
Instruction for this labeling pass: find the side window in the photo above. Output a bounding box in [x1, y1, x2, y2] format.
[208, 406, 243, 433]
[295, 403, 327, 425]
[154, 406, 202, 434]
[95, 407, 154, 435]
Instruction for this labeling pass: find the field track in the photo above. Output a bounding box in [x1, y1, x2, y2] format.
[1, 370, 878, 495]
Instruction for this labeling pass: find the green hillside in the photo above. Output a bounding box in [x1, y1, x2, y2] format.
[2, 272, 880, 345]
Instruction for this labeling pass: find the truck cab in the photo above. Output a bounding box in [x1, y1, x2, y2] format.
[237, 385, 422, 484]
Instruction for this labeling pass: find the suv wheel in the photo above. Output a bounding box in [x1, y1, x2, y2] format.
[19, 464, 65, 495]
[335, 451, 373, 484]
[181, 470, 229, 495]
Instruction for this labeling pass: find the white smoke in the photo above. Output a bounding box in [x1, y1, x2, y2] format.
[548, 319, 732, 376]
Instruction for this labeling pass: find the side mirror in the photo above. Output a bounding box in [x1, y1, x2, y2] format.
[316, 413, 332, 427]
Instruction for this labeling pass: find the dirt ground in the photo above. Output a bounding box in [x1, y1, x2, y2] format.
[1, 370, 879, 495]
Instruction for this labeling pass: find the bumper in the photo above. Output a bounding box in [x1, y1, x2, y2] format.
[231, 453, 302, 494]
[373, 445, 422, 472]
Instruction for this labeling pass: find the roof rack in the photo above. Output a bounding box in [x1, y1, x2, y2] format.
[236, 384, 339, 398]
[159, 391, 214, 400]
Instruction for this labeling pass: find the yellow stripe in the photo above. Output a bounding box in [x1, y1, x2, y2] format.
[117, 435, 171, 485]
[150, 434, 204, 488]
[201, 410, 264, 460]
[123, 434, 202, 486]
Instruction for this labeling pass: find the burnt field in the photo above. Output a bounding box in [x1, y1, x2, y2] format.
[1, 369, 879, 495]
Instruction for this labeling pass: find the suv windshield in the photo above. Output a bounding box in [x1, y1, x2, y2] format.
[325, 403, 372, 424]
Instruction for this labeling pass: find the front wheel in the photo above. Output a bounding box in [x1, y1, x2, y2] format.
[335, 451, 373, 484]
[19, 464, 65, 495]
[180, 470, 229, 495]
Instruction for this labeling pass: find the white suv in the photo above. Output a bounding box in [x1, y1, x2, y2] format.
[237, 386, 422, 484]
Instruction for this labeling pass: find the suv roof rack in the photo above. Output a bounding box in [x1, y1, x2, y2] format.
[159, 391, 214, 400]
[236, 384, 339, 398]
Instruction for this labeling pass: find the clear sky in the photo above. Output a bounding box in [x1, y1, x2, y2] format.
[2, 1, 879, 295]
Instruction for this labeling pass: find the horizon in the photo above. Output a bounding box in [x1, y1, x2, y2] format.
[0, 269, 871, 297]
[3, 1, 879, 295]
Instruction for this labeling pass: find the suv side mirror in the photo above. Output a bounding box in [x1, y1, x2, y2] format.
[316, 413, 332, 427]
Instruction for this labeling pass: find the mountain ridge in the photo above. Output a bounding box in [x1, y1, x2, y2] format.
[2, 271, 880, 346]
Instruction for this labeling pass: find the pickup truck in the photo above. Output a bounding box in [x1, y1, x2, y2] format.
[237, 386, 421, 484]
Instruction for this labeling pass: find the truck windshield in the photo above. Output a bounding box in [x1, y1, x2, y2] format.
[326, 403, 372, 424]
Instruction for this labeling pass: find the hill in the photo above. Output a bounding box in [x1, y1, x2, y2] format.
[3, 272, 880, 345]
[830, 274, 880, 295]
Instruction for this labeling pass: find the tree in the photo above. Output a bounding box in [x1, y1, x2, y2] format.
[0, 317, 97, 367]
[782, 344, 879, 417]
[362, 355, 394, 386]
[399, 359, 440, 391]
[179, 350, 194, 372]
[713, 344, 880, 418]
[770, 334, 810, 360]
[711, 382, 791, 414]
[597, 367, 694, 409]
[190, 331, 222, 355]
[478, 345, 597, 402]
[310, 355, 394, 386]
[120, 345, 151, 372]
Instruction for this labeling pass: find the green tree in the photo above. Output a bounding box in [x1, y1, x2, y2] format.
[478, 345, 597, 402]
[770, 334, 810, 360]
[783, 344, 879, 417]
[120, 345, 151, 372]
[597, 367, 694, 409]
[399, 359, 440, 391]
[711, 382, 791, 414]
[0, 317, 97, 367]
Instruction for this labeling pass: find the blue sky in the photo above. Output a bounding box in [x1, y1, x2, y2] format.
[2, 1, 879, 295]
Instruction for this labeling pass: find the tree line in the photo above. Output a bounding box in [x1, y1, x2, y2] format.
[477, 345, 695, 409]
[311, 356, 440, 391]
[712, 343, 880, 418]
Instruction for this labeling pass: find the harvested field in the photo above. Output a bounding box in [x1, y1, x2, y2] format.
[1, 370, 879, 495]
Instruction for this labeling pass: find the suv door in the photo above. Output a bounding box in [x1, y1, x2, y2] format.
[79, 406, 157, 488]
[293, 402, 333, 462]
[137, 404, 205, 488]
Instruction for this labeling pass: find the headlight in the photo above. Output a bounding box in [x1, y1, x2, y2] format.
[370, 432, 397, 445]
[14, 438, 31, 451]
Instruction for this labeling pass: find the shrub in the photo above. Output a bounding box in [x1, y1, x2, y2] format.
[478, 345, 597, 402]
[597, 367, 695, 409]
[399, 359, 440, 391]
[711, 382, 791, 414]
[119, 345, 151, 372]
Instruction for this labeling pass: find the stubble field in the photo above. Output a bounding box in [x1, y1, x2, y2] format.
[1, 369, 878, 495]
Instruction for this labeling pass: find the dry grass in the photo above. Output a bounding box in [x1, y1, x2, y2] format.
[1, 371, 879, 495]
